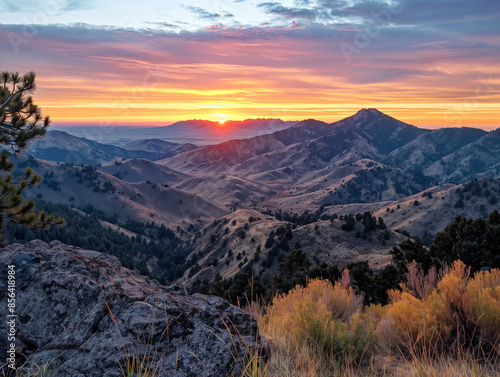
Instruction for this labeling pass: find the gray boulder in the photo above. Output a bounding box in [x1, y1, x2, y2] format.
[0, 240, 267, 377]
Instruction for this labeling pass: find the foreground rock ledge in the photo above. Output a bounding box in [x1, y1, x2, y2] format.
[0, 240, 267, 377]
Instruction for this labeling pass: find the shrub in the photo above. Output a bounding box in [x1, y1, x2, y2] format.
[264, 274, 376, 366]
[383, 289, 451, 354]
[259, 261, 500, 376]
[463, 267, 500, 342]
[237, 228, 246, 239]
[381, 260, 500, 357]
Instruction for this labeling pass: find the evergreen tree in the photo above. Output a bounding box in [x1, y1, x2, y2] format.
[430, 211, 500, 272]
[1, 71, 49, 150]
[371, 265, 400, 305]
[272, 249, 311, 293]
[391, 238, 432, 273]
[307, 262, 341, 284]
[0, 71, 63, 241]
[346, 261, 373, 304]
[225, 272, 251, 304]
[208, 273, 226, 297]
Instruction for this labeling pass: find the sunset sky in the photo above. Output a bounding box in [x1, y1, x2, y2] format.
[1, 0, 499, 128]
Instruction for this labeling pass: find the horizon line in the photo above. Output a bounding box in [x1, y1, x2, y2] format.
[50, 121, 499, 132]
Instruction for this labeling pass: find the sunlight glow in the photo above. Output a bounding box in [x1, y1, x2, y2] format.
[216, 114, 228, 125]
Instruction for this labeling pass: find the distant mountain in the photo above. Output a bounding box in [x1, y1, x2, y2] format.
[161, 110, 499, 186]
[53, 118, 298, 146]
[327, 108, 427, 153]
[159, 118, 298, 145]
[158, 110, 425, 184]
[25, 131, 196, 165]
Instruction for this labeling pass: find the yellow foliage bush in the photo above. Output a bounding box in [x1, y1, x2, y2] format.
[436, 260, 469, 312]
[264, 275, 376, 365]
[464, 267, 500, 342]
[383, 290, 452, 352]
[382, 260, 499, 355]
[263, 261, 499, 371]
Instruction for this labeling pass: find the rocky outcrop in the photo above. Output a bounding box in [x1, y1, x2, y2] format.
[0, 240, 267, 377]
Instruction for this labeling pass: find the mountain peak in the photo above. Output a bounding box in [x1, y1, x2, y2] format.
[354, 108, 386, 119]
[330, 108, 427, 153]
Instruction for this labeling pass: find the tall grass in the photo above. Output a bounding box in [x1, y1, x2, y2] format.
[107, 302, 167, 377]
[1, 361, 52, 377]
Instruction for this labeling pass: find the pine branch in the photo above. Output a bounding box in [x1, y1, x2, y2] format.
[0, 70, 63, 240]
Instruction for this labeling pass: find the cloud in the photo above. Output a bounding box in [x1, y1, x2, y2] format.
[0, 0, 499, 126]
[0, 0, 95, 12]
[185, 6, 234, 20]
[147, 22, 180, 29]
[62, 0, 94, 11]
[258, 2, 318, 21]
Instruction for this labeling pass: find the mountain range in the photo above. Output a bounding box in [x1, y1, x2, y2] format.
[18, 109, 500, 288]
[160, 109, 498, 183]
[52, 118, 298, 146]
[25, 130, 198, 165]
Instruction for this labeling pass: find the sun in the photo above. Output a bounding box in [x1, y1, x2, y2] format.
[215, 114, 228, 125]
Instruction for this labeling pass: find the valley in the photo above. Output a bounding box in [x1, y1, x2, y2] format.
[10, 108, 498, 294]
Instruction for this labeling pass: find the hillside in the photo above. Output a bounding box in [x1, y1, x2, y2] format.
[25, 130, 195, 165]
[122, 138, 197, 154]
[258, 159, 436, 214]
[423, 129, 500, 183]
[374, 177, 500, 243]
[386, 127, 487, 168]
[177, 209, 406, 291]
[98, 158, 190, 185]
[14, 156, 228, 229]
[175, 174, 278, 209]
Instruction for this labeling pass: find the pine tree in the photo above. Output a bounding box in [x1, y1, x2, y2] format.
[1, 71, 49, 150]
[272, 249, 311, 293]
[0, 71, 63, 242]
